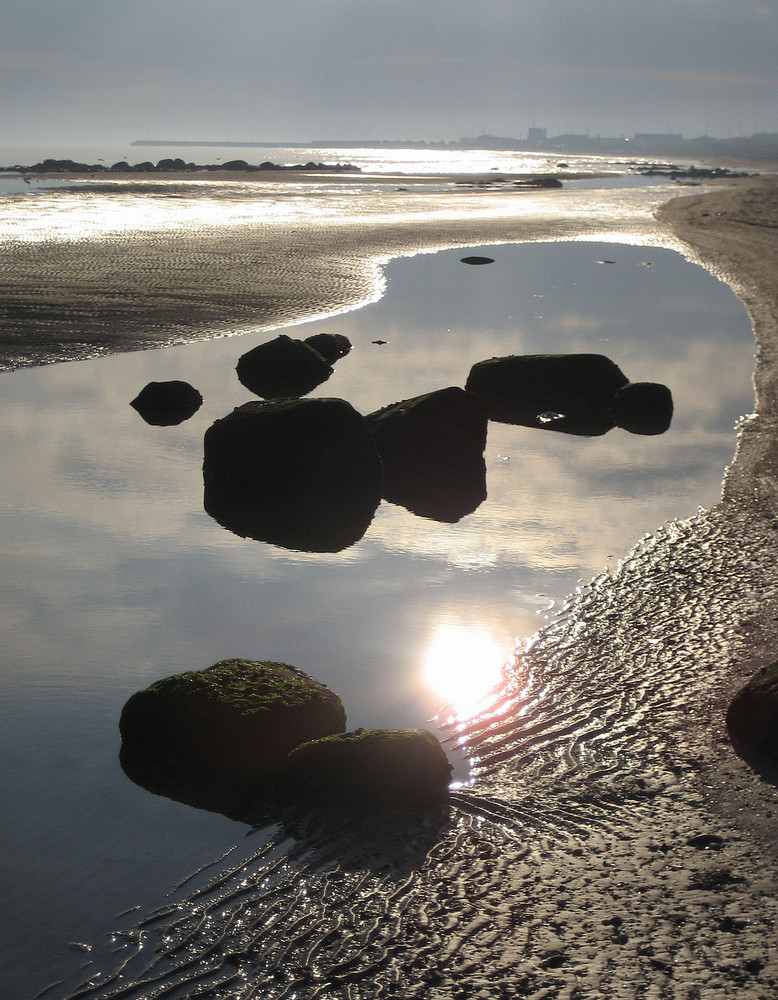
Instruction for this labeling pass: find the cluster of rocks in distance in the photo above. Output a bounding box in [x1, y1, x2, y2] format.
[1, 158, 361, 175]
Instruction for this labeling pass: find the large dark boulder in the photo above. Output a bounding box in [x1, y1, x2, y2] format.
[304, 332, 352, 364]
[282, 729, 452, 809]
[203, 397, 383, 551]
[130, 380, 203, 425]
[120, 658, 347, 776]
[366, 386, 488, 522]
[726, 660, 778, 759]
[465, 353, 629, 435]
[236, 334, 333, 399]
[610, 381, 674, 435]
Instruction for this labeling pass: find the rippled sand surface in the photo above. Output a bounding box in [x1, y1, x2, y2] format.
[25, 177, 778, 999]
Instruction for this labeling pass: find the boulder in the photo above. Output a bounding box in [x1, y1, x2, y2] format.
[366, 386, 487, 522]
[130, 380, 203, 425]
[120, 658, 347, 777]
[281, 729, 452, 809]
[236, 334, 333, 399]
[303, 332, 352, 364]
[203, 397, 383, 551]
[726, 660, 778, 759]
[610, 381, 674, 435]
[465, 353, 629, 435]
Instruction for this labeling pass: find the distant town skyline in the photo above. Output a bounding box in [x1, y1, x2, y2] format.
[2, 1, 776, 148]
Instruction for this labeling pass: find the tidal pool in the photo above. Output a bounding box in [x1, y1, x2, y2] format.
[0, 239, 754, 998]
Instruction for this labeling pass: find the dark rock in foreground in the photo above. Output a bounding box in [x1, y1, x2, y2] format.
[610, 381, 674, 435]
[120, 658, 347, 778]
[466, 352, 629, 436]
[203, 397, 383, 551]
[366, 386, 488, 522]
[727, 660, 778, 759]
[236, 334, 333, 399]
[130, 380, 203, 425]
[282, 729, 452, 809]
[304, 332, 352, 364]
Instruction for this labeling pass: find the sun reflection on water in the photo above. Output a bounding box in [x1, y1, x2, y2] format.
[424, 620, 510, 722]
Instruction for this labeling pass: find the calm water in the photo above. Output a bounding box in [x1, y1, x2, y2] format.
[0, 238, 753, 997]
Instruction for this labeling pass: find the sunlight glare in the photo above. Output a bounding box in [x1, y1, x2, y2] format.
[424, 622, 507, 719]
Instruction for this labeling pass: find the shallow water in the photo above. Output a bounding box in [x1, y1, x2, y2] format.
[0, 239, 754, 998]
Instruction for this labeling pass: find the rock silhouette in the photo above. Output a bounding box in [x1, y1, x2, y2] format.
[367, 387, 488, 522]
[726, 659, 778, 761]
[236, 334, 333, 399]
[203, 397, 383, 552]
[303, 332, 352, 364]
[610, 381, 674, 435]
[466, 353, 629, 436]
[130, 380, 203, 425]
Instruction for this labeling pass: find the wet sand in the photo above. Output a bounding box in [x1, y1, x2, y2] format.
[11, 175, 778, 998]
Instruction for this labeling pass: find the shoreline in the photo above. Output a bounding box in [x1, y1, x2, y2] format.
[5, 174, 778, 996]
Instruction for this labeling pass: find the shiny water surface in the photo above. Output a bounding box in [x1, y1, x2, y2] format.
[0, 239, 753, 998]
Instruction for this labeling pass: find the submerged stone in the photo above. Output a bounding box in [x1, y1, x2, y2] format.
[203, 397, 383, 551]
[366, 386, 488, 522]
[120, 658, 347, 778]
[282, 728, 453, 809]
[726, 660, 778, 760]
[130, 380, 203, 425]
[465, 352, 629, 435]
[236, 334, 333, 399]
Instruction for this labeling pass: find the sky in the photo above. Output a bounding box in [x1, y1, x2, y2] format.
[2, 0, 776, 148]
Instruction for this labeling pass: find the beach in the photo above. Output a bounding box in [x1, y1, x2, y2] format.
[4, 171, 778, 998]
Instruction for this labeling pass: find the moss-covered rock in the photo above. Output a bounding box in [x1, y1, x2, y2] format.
[726, 660, 778, 759]
[119, 659, 347, 779]
[203, 397, 383, 551]
[366, 386, 488, 523]
[282, 728, 453, 809]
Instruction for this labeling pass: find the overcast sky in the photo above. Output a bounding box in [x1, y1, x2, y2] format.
[3, 0, 776, 148]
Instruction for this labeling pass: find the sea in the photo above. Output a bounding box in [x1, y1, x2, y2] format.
[0, 143, 758, 998]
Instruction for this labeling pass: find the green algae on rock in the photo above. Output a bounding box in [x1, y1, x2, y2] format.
[119, 658, 347, 779]
[726, 659, 778, 759]
[282, 728, 453, 809]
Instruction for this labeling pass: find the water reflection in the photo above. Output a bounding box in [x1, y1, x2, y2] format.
[0, 237, 755, 996]
[424, 621, 508, 721]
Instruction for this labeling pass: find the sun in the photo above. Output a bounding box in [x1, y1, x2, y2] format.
[423, 621, 508, 719]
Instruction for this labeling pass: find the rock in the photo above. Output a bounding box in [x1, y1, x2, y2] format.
[303, 332, 352, 364]
[282, 728, 452, 809]
[236, 334, 333, 399]
[460, 255, 495, 265]
[610, 381, 673, 435]
[203, 397, 383, 551]
[130, 380, 203, 425]
[465, 353, 629, 435]
[727, 659, 778, 759]
[366, 386, 488, 522]
[120, 658, 347, 777]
